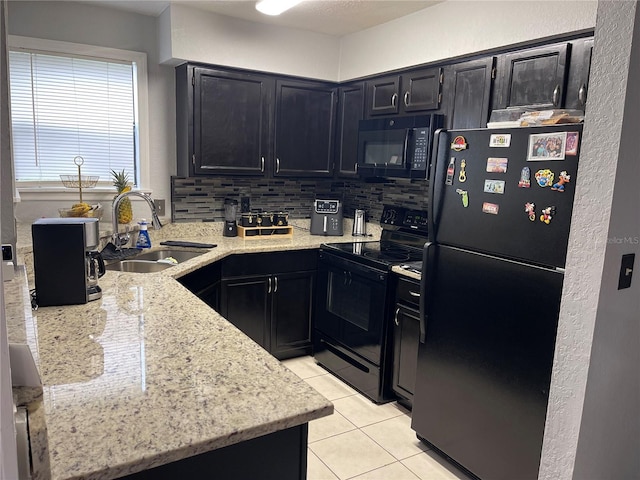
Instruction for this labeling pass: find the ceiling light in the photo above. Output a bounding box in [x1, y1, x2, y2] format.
[255, 0, 303, 16]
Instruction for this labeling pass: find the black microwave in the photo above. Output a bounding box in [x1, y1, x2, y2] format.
[356, 114, 443, 179]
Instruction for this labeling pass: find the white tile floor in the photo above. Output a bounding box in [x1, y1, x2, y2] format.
[282, 356, 472, 480]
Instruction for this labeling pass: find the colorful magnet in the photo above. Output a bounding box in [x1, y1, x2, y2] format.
[445, 157, 456, 185]
[489, 134, 511, 148]
[450, 136, 468, 151]
[458, 160, 467, 183]
[456, 189, 469, 208]
[518, 167, 531, 188]
[551, 171, 571, 192]
[525, 202, 536, 221]
[540, 206, 556, 224]
[482, 202, 499, 215]
[486, 157, 508, 173]
[484, 179, 505, 194]
[565, 132, 579, 156]
[527, 132, 567, 161]
[535, 169, 555, 187]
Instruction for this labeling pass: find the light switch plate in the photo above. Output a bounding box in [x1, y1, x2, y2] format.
[618, 253, 635, 290]
[155, 199, 165, 216]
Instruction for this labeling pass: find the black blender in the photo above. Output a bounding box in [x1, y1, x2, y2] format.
[223, 198, 239, 237]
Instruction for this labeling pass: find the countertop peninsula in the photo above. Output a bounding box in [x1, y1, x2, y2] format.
[7, 221, 384, 480]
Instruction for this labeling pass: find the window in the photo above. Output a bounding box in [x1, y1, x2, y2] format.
[7, 36, 149, 190]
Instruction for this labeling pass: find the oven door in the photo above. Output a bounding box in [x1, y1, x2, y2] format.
[315, 250, 389, 364]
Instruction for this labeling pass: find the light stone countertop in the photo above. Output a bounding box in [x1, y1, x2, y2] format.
[7, 220, 388, 480]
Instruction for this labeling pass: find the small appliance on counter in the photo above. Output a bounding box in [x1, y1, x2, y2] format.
[32, 217, 105, 307]
[310, 199, 344, 236]
[223, 198, 239, 237]
[352, 209, 367, 236]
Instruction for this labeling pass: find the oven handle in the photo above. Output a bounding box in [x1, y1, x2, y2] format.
[319, 251, 388, 283]
[419, 241, 434, 344]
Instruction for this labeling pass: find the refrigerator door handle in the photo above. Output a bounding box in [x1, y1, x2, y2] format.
[419, 241, 434, 344]
[428, 128, 447, 243]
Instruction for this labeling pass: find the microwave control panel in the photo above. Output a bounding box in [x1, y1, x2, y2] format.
[411, 128, 430, 171]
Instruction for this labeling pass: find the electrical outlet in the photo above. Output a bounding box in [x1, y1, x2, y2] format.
[155, 199, 166, 216]
[241, 197, 251, 213]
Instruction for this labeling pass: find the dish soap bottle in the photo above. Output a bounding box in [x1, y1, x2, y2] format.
[136, 219, 151, 249]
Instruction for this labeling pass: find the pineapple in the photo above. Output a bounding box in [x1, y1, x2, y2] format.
[111, 169, 133, 224]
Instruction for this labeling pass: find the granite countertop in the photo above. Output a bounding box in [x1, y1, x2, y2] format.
[7, 220, 386, 480]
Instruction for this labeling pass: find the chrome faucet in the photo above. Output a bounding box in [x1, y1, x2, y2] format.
[112, 191, 163, 249]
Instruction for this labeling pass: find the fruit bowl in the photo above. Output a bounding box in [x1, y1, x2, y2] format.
[59, 204, 103, 219]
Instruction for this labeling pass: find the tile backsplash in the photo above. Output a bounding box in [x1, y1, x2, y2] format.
[172, 176, 429, 223]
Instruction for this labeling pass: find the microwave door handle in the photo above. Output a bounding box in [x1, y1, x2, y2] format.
[403, 129, 411, 166]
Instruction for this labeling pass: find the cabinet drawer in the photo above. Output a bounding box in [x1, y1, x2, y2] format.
[396, 277, 421, 308]
[222, 250, 318, 278]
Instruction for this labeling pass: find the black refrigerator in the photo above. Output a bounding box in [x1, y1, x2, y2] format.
[411, 124, 582, 480]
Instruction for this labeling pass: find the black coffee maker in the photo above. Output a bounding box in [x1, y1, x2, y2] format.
[32, 218, 105, 307]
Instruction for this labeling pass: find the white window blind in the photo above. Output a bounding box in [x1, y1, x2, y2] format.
[9, 50, 138, 184]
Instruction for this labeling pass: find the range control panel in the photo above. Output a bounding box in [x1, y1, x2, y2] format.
[380, 205, 428, 231]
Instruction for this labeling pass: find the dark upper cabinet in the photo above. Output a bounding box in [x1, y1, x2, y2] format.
[335, 83, 365, 177]
[494, 43, 570, 109]
[365, 67, 443, 117]
[445, 57, 496, 129]
[177, 65, 273, 176]
[565, 37, 594, 110]
[274, 80, 336, 177]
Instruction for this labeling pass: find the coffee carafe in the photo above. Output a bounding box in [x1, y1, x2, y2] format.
[32, 217, 105, 307]
[224, 198, 239, 237]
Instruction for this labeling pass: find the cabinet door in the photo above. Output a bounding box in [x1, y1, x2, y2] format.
[274, 80, 336, 177]
[271, 271, 315, 360]
[495, 43, 569, 109]
[220, 276, 270, 350]
[366, 75, 400, 116]
[564, 37, 593, 110]
[193, 67, 272, 175]
[446, 57, 495, 129]
[392, 305, 421, 406]
[401, 67, 443, 112]
[335, 83, 364, 177]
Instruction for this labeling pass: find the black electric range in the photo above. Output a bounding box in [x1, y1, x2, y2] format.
[314, 205, 428, 403]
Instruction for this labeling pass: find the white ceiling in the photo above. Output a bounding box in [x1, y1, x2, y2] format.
[87, 0, 441, 36]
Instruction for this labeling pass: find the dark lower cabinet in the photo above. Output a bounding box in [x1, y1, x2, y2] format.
[220, 250, 317, 360]
[391, 276, 421, 409]
[177, 261, 221, 312]
[124, 423, 308, 480]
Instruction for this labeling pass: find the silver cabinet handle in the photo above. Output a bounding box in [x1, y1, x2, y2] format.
[552, 85, 560, 106]
[273, 276, 278, 293]
[391, 93, 398, 108]
[403, 91, 410, 107]
[261, 156, 265, 172]
[267, 277, 272, 294]
[394, 307, 400, 326]
[409, 290, 420, 297]
[578, 83, 587, 106]
[276, 158, 280, 173]
[354, 163, 358, 173]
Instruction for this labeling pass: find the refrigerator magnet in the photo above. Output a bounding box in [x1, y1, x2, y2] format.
[540, 206, 556, 224]
[450, 136, 468, 151]
[535, 169, 555, 187]
[456, 189, 469, 207]
[518, 167, 531, 188]
[489, 134, 511, 148]
[458, 160, 467, 182]
[445, 157, 456, 185]
[525, 202, 536, 221]
[482, 202, 499, 215]
[565, 132, 579, 155]
[551, 171, 571, 192]
[486, 157, 508, 173]
[484, 179, 505, 194]
[527, 132, 567, 161]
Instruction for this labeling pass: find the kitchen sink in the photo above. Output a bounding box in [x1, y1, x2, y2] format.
[134, 248, 206, 263]
[105, 248, 207, 273]
[106, 260, 174, 273]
